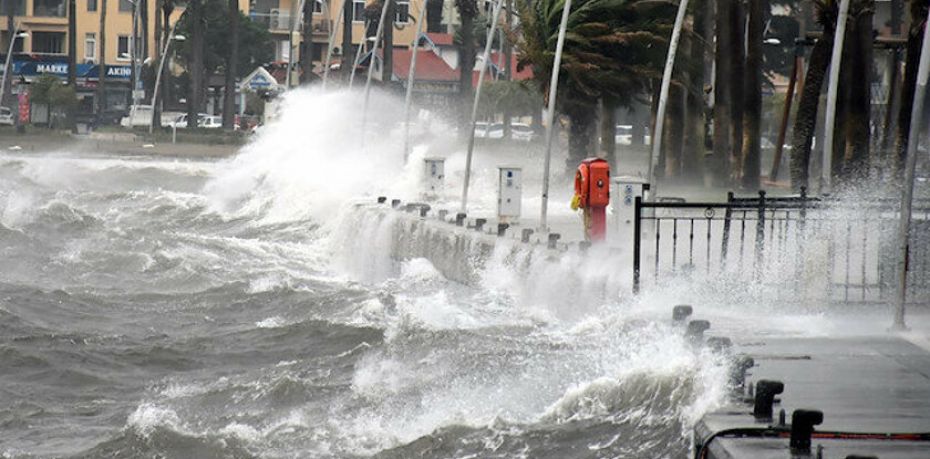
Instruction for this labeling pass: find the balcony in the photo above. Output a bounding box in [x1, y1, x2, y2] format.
[250, 9, 331, 34]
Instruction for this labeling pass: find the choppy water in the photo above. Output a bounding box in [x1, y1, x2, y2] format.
[0, 90, 740, 458]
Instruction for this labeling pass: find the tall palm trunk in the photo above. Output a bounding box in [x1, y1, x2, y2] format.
[300, 0, 314, 84]
[728, 0, 745, 183]
[790, 30, 834, 190]
[67, 0, 76, 87]
[222, 0, 239, 129]
[187, 0, 204, 128]
[342, 0, 352, 78]
[566, 103, 597, 166]
[456, 0, 476, 130]
[894, 0, 928, 178]
[663, 85, 685, 177]
[599, 99, 616, 165]
[682, 6, 706, 184]
[741, 0, 763, 189]
[843, 1, 872, 180]
[382, 0, 393, 82]
[712, 0, 733, 186]
[96, 0, 108, 116]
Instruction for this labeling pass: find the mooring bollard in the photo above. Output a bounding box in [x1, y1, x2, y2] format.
[706, 336, 732, 353]
[753, 380, 785, 420]
[377, 196, 387, 204]
[497, 223, 509, 237]
[438, 210, 449, 221]
[672, 304, 693, 322]
[455, 213, 466, 226]
[789, 409, 823, 453]
[728, 356, 755, 394]
[419, 206, 430, 217]
[391, 199, 401, 209]
[579, 241, 591, 252]
[686, 320, 710, 343]
[521, 228, 534, 243]
[474, 218, 487, 231]
[547, 233, 561, 249]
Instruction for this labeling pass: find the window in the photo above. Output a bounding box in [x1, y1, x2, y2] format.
[313, 0, 322, 13]
[84, 33, 96, 61]
[117, 35, 130, 60]
[4, 31, 25, 53]
[352, 0, 365, 22]
[0, 0, 27, 15]
[31, 31, 65, 54]
[118, 0, 132, 12]
[482, 0, 492, 13]
[33, 0, 65, 16]
[87, 0, 96, 11]
[394, 0, 408, 23]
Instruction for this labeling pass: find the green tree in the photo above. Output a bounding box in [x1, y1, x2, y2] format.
[518, 0, 673, 167]
[174, 0, 273, 126]
[31, 75, 78, 128]
[477, 79, 544, 120]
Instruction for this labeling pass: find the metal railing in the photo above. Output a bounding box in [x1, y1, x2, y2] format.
[632, 189, 930, 305]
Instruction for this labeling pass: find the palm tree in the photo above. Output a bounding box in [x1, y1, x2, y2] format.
[455, 0, 477, 129]
[713, 0, 732, 186]
[96, 0, 108, 117]
[842, 0, 872, 180]
[518, 0, 673, 167]
[741, 0, 764, 190]
[894, 0, 928, 178]
[222, 0, 239, 129]
[790, 0, 837, 190]
[187, 0, 204, 128]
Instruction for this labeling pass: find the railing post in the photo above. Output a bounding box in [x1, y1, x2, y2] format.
[633, 196, 642, 294]
[721, 191, 734, 268]
[755, 190, 766, 280]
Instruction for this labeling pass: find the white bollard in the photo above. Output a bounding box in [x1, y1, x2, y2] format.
[423, 158, 445, 199]
[498, 167, 522, 224]
[610, 176, 649, 249]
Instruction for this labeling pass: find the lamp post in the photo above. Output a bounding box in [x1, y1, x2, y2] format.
[149, 33, 186, 133]
[0, 28, 29, 110]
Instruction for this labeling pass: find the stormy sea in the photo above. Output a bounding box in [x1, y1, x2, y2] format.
[2, 89, 860, 458]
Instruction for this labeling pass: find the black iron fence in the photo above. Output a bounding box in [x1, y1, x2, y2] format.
[632, 189, 930, 305]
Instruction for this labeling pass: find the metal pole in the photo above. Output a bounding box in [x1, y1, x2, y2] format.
[647, 0, 689, 200]
[821, 0, 850, 193]
[150, 22, 181, 134]
[348, 27, 366, 88]
[0, 23, 20, 111]
[401, 1, 428, 162]
[322, 0, 346, 90]
[892, 11, 930, 331]
[363, 0, 391, 109]
[537, 0, 572, 230]
[287, 0, 307, 88]
[129, 0, 139, 124]
[459, 0, 504, 213]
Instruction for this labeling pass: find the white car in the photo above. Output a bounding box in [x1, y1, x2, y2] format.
[0, 106, 13, 126]
[510, 123, 537, 141]
[200, 116, 222, 129]
[168, 113, 210, 129]
[615, 125, 634, 145]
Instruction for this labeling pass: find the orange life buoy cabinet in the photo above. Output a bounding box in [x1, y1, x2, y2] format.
[574, 157, 610, 208]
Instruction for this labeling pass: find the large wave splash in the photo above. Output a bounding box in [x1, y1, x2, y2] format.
[203, 88, 429, 225]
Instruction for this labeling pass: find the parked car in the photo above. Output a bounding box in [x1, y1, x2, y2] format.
[119, 105, 154, 127]
[0, 106, 13, 126]
[474, 121, 504, 139]
[510, 123, 538, 141]
[615, 125, 634, 145]
[200, 116, 222, 129]
[168, 113, 210, 129]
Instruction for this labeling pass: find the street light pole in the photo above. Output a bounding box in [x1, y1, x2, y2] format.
[0, 25, 28, 110]
[149, 29, 185, 133]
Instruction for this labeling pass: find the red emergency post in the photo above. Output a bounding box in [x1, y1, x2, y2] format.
[572, 157, 610, 241]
